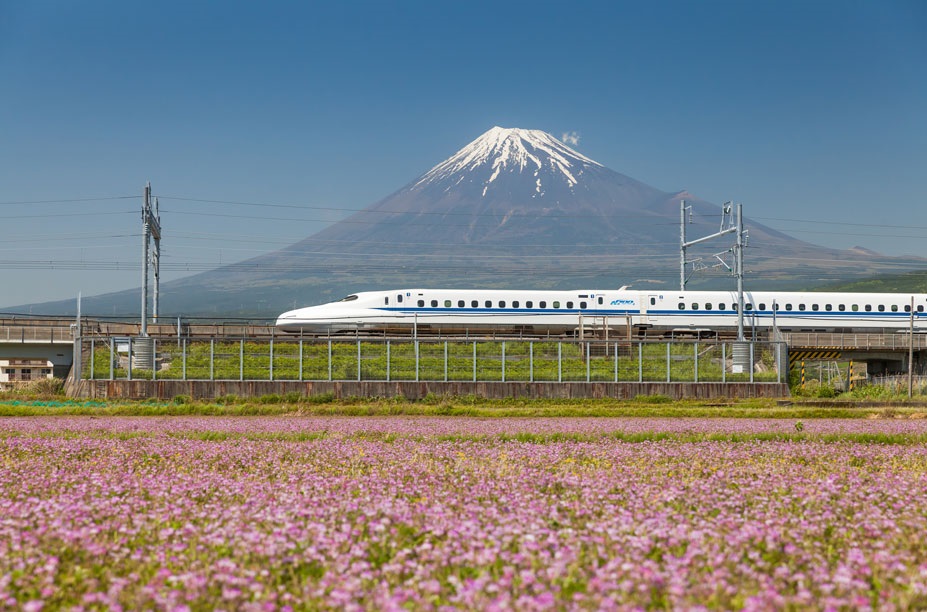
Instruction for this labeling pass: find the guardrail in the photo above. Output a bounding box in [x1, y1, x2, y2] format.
[782, 332, 927, 350]
[79, 337, 788, 384]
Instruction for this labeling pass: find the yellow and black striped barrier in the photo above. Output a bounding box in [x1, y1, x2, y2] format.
[789, 349, 842, 366]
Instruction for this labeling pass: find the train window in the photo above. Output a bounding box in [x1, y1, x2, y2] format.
[905, 305, 911, 313]
[397, 295, 403, 303]
[812, 304, 818, 311]
[745, 304, 753, 311]
[598, 297, 603, 305]
[691, 303, 699, 310]
[705, 303, 712, 310]
[431, 300, 438, 307]
[785, 304, 792, 311]
[512, 301, 520, 308]
[919, 306, 925, 313]
[719, 304, 726, 310]
[651, 297, 656, 305]
[878, 305, 885, 312]
[678, 303, 685, 310]
[759, 303, 766, 311]
[417, 300, 425, 307]
[581, 301, 587, 309]
[471, 300, 478, 308]
[852, 304, 859, 311]
[539, 301, 547, 308]
[865, 305, 872, 312]
[839, 304, 846, 311]
[339, 295, 359, 302]
[385, 297, 389, 305]
[891, 305, 898, 312]
[458, 300, 465, 308]
[485, 300, 492, 308]
[444, 300, 452, 308]
[798, 304, 805, 311]
[566, 301, 574, 309]
[499, 300, 506, 308]
[553, 301, 561, 309]
[526, 301, 533, 308]
[825, 304, 832, 311]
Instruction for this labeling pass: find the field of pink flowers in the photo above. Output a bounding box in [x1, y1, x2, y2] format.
[3, 416, 927, 609]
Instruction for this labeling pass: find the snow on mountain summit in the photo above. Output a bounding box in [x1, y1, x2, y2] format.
[414, 126, 603, 196]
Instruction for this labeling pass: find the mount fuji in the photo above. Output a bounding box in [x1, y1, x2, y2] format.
[18, 127, 921, 316]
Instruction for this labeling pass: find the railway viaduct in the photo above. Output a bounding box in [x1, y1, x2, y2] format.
[1, 317, 925, 397]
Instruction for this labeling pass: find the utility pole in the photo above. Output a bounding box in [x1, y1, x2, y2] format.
[141, 183, 150, 337]
[152, 197, 161, 322]
[735, 203, 745, 342]
[141, 182, 162, 336]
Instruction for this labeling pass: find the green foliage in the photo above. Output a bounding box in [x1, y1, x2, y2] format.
[634, 394, 672, 404]
[173, 394, 192, 405]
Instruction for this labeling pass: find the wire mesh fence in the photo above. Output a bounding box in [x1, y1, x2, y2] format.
[80, 337, 787, 384]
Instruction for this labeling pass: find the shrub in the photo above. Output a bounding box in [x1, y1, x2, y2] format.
[173, 394, 192, 405]
[13, 378, 65, 397]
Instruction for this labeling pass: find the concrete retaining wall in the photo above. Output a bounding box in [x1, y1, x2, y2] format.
[70, 380, 789, 401]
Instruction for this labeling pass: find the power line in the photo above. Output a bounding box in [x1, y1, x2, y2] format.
[0, 196, 136, 206]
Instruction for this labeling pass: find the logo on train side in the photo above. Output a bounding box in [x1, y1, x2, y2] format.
[610, 299, 635, 306]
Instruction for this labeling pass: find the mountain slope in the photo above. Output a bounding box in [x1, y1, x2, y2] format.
[15, 127, 925, 317]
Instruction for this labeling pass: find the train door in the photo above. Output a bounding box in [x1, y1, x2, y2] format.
[641, 294, 660, 324]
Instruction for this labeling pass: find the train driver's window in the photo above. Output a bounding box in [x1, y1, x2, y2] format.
[553, 301, 561, 309]
[499, 301, 506, 308]
[540, 301, 547, 308]
[839, 305, 846, 311]
[444, 300, 452, 308]
[397, 295, 403, 303]
[471, 300, 478, 308]
[513, 301, 520, 308]
[485, 300, 492, 308]
[417, 300, 425, 307]
[705, 303, 712, 310]
[852, 304, 859, 311]
[678, 303, 685, 310]
[566, 301, 574, 309]
[526, 301, 533, 308]
[431, 300, 438, 307]
[458, 300, 465, 307]
[865, 305, 872, 312]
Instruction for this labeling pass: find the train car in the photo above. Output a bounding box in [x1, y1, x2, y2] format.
[276, 288, 927, 336]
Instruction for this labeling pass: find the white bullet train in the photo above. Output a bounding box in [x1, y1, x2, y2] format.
[276, 288, 927, 335]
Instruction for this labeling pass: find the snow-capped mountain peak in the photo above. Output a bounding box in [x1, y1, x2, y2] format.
[413, 126, 603, 196]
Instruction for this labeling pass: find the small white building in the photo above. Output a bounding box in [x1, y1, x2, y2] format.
[0, 358, 54, 388]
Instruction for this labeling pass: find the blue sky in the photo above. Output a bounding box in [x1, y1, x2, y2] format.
[1, 0, 925, 308]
